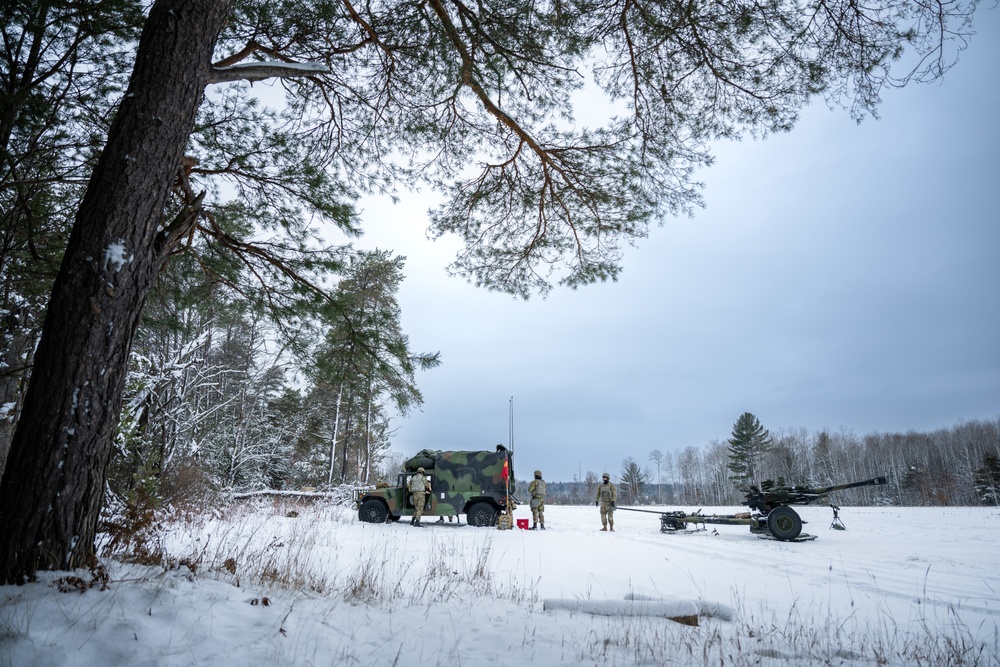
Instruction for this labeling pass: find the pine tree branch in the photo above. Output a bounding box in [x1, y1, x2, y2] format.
[208, 61, 330, 84]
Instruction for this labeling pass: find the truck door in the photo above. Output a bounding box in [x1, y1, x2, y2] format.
[426, 475, 438, 515]
[404, 472, 433, 515]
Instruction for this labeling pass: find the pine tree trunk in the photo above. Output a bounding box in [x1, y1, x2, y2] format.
[327, 383, 343, 488]
[340, 408, 354, 483]
[0, 0, 232, 584]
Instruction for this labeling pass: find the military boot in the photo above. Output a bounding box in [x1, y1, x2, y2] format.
[531, 523, 537, 530]
[540, 524, 546, 531]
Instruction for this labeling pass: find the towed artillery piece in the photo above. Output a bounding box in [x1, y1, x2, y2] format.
[617, 476, 887, 542]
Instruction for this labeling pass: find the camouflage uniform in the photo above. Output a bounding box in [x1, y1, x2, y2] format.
[595, 474, 617, 531]
[408, 468, 431, 526]
[528, 471, 546, 529]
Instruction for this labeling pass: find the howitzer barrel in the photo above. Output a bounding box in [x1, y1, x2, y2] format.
[744, 475, 887, 512]
[808, 476, 887, 495]
[615, 506, 667, 515]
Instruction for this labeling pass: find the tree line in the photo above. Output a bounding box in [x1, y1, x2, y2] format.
[103, 249, 439, 509]
[6, 240, 440, 523]
[541, 414, 1000, 507]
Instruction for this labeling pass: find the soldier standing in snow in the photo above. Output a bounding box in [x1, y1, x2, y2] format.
[528, 470, 546, 530]
[595, 472, 617, 531]
[409, 467, 431, 527]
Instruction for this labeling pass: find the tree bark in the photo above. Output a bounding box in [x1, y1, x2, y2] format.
[0, 0, 232, 584]
[0, 304, 37, 477]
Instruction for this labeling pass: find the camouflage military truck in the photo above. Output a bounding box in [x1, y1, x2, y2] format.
[354, 446, 515, 526]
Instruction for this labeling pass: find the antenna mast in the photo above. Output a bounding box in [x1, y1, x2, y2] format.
[508, 396, 514, 453]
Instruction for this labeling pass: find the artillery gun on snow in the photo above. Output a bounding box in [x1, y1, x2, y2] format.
[618, 476, 887, 542]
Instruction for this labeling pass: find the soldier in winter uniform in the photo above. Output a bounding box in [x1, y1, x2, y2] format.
[409, 467, 431, 527]
[595, 472, 617, 531]
[528, 470, 546, 530]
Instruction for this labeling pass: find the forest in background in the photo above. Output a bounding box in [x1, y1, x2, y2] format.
[539, 416, 1000, 507]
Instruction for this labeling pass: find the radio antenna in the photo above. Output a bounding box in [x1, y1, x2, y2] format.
[508, 396, 514, 453]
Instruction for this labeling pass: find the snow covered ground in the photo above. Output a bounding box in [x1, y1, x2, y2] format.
[2, 502, 998, 666]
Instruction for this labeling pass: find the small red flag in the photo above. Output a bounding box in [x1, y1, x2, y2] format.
[501, 459, 509, 480]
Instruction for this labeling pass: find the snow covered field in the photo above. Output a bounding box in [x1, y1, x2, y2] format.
[2, 502, 998, 666]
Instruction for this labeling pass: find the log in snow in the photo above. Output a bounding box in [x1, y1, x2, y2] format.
[625, 592, 735, 621]
[542, 598, 700, 626]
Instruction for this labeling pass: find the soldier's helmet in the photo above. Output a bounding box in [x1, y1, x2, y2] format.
[417, 467, 425, 473]
[602, 472, 610, 480]
[534, 470, 542, 478]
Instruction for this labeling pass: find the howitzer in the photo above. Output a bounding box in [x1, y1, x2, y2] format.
[742, 476, 888, 514]
[618, 476, 887, 542]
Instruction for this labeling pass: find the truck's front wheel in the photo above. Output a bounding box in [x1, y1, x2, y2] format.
[466, 502, 498, 527]
[359, 499, 389, 523]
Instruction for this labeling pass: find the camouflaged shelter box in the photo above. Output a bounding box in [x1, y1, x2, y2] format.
[354, 446, 515, 526]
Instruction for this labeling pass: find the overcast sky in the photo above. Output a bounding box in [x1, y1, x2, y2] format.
[349, 9, 1000, 483]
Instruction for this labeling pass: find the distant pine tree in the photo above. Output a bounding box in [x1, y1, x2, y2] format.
[726, 412, 772, 489]
[973, 454, 1000, 506]
[619, 458, 648, 504]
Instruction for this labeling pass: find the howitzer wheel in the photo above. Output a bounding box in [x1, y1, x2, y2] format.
[765, 506, 802, 541]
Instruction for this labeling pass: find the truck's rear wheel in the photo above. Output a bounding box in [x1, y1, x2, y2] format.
[765, 506, 802, 541]
[359, 499, 388, 523]
[466, 502, 497, 527]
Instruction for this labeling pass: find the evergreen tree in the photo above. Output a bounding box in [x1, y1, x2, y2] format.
[726, 412, 772, 489]
[619, 457, 648, 504]
[308, 251, 440, 486]
[973, 454, 1000, 506]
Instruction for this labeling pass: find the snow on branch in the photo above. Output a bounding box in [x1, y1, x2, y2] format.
[208, 61, 329, 84]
